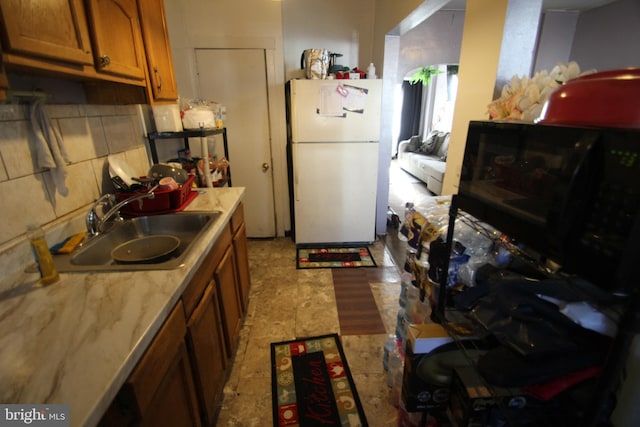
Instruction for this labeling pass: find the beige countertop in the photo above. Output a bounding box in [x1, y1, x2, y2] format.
[0, 187, 245, 427]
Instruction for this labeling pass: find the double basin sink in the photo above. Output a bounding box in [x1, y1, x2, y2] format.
[53, 211, 221, 272]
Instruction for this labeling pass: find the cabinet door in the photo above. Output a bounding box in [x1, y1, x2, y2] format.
[0, 0, 93, 65]
[215, 246, 242, 356]
[186, 282, 227, 426]
[85, 0, 146, 80]
[233, 221, 251, 312]
[138, 342, 202, 427]
[137, 0, 178, 102]
[102, 301, 202, 427]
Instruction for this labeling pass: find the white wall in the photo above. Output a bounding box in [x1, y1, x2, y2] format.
[282, 0, 376, 80]
[162, 0, 379, 237]
[533, 11, 579, 73]
[162, 0, 290, 236]
[570, 0, 640, 70]
[398, 10, 465, 78]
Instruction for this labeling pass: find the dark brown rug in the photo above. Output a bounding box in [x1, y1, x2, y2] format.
[332, 268, 387, 335]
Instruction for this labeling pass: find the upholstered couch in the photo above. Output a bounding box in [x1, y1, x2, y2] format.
[397, 131, 450, 195]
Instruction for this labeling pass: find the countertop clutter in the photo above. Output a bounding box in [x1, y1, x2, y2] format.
[0, 187, 245, 427]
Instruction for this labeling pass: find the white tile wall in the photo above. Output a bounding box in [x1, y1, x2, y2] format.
[0, 103, 152, 248]
[0, 120, 36, 179]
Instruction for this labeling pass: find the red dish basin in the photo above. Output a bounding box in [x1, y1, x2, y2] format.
[538, 68, 640, 129]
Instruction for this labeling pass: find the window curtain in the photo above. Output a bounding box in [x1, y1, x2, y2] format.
[396, 80, 423, 156]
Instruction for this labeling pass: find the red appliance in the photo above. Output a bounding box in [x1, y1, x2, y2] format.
[539, 68, 640, 129]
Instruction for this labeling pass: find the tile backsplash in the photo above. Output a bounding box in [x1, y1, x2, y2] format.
[0, 103, 152, 249]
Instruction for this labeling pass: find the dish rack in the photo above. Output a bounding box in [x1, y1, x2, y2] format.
[116, 175, 197, 216]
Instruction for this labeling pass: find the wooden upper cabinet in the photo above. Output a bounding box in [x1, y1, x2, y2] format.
[137, 0, 178, 102]
[0, 0, 93, 65]
[0, 0, 179, 103]
[85, 0, 146, 81]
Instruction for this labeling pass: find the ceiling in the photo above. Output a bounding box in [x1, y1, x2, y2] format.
[444, 0, 617, 11]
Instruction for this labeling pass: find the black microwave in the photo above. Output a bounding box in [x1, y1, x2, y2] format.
[458, 120, 640, 293]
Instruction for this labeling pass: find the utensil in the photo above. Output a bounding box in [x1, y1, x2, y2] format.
[111, 175, 130, 192]
[148, 163, 189, 184]
[132, 177, 157, 185]
[108, 155, 139, 187]
[132, 177, 158, 191]
[111, 235, 180, 264]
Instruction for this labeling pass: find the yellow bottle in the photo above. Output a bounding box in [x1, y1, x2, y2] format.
[27, 225, 60, 286]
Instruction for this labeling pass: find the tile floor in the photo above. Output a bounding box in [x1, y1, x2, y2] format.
[215, 237, 401, 426]
[215, 161, 435, 425]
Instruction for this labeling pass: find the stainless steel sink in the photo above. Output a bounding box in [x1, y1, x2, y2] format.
[54, 211, 221, 272]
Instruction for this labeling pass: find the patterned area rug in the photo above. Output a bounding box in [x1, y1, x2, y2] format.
[297, 246, 377, 269]
[271, 334, 368, 427]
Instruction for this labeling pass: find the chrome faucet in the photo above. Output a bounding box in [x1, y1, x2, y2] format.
[86, 191, 156, 237]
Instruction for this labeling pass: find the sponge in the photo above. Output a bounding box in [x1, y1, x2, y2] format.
[51, 232, 86, 254]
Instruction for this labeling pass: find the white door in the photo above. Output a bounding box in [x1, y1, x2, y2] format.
[195, 48, 276, 237]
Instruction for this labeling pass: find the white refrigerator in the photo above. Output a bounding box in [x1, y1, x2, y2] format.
[287, 79, 382, 244]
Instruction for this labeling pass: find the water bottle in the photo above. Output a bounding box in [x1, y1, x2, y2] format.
[366, 63, 377, 79]
[27, 225, 60, 286]
[383, 334, 397, 371]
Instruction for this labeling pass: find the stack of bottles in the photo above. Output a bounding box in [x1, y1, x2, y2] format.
[382, 197, 512, 426]
[383, 201, 447, 425]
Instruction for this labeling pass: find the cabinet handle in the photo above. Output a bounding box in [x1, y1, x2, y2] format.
[154, 66, 163, 92]
[98, 55, 110, 67]
[262, 163, 270, 172]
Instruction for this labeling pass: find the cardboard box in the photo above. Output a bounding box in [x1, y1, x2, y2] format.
[448, 366, 528, 427]
[401, 323, 485, 413]
[407, 323, 453, 354]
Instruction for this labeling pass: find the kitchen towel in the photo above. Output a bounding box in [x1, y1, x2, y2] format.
[30, 99, 70, 196]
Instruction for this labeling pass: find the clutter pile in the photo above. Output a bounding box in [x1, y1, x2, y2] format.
[384, 196, 620, 427]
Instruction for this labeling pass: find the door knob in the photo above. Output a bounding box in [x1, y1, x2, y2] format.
[262, 163, 270, 172]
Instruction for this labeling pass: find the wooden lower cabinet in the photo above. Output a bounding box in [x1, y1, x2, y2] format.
[215, 245, 242, 356]
[231, 204, 251, 312]
[100, 207, 249, 426]
[135, 342, 202, 427]
[0, 60, 7, 101]
[100, 300, 201, 427]
[185, 282, 227, 426]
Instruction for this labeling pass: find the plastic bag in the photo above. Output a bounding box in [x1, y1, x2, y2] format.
[180, 98, 220, 129]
